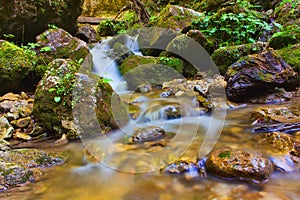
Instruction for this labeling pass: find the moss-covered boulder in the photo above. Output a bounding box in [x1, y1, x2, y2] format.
[0, 149, 65, 191]
[120, 55, 184, 90]
[273, 0, 300, 27]
[0, 41, 45, 95]
[206, 147, 273, 183]
[225, 51, 297, 102]
[269, 25, 300, 49]
[211, 43, 265, 75]
[33, 57, 126, 138]
[149, 5, 201, 31]
[36, 28, 89, 63]
[166, 34, 217, 77]
[97, 19, 126, 37]
[0, 0, 83, 44]
[276, 43, 300, 88]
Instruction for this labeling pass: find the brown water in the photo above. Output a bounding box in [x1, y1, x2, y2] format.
[2, 95, 300, 200]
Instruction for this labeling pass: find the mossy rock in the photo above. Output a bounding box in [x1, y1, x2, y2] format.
[0, 149, 65, 190]
[120, 55, 184, 75]
[211, 43, 265, 75]
[97, 20, 126, 37]
[33, 56, 127, 138]
[206, 147, 273, 183]
[269, 24, 300, 49]
[120, 55, 184, 90]
[276, 43, 300, 88]
[36, 28, 89, 63]
[166, 34, 218, 77]
[274, 0, 300, 27]
[225, 51, 297, 102]
[148, 5, 201, 31]
[197, 0, 228, 12]
[0, 41, 45, 95]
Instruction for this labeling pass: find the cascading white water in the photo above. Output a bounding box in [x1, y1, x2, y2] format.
[90, 34, 143, 92]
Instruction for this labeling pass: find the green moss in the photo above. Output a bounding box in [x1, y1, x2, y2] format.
[211, 43, 264, 74]
[218, 150, 231, 159]
[269, 25, 300, 49]
[274, 0, 300, 26]
[120, 55, 184, 75]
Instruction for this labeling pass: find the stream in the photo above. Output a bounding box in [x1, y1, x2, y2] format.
[2, 34, 300, 200]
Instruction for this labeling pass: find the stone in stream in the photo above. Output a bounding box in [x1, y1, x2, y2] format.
[0, 149, 66, 191]
[205, 147, 273, 183]
[254, 132, 300, 172]
[251, 106, 300, 124]
[225, 51, 297, 102]
[130, 126, 166, 144]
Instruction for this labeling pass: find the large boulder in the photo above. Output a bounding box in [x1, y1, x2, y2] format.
[0, 0, 83, 43]
[33, 57, 128, 138]
[119, 55, 184, 90]
[211, 43, 265, 75]
[148, 5, 201, 31]
[206, 147, 273, 183]
[225, 51, 297, 102]
[36, 28, 89, 62]
[0, 41, 44, 95]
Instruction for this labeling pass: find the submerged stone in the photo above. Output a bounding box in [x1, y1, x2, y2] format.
[130, 126, 166, 144]
[255, 132, 300, 172]
[205, 147, 273, 183]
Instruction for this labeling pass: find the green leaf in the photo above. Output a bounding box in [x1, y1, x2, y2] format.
[273, 22, 284, 31]
[40, 46, 52, 52]
[54, 96, 61, 103]
[48, 88, 56, 93]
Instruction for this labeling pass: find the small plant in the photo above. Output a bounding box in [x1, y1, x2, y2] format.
[218, 151, 231, 159]
[3, 34, 15, 40]
[48, 24, 58, 29]
[191, 2, 272, 47]
[47, 60, 80, 104]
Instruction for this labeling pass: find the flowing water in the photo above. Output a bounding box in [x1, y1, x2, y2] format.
[2, 36, 300, 200]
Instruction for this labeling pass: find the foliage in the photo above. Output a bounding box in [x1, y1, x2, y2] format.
[269, 24, 300, 49]
[47, 60, 81, 104]
[191, 1, 271, 47]
[97, 19, 126, 36]
[159, 57, 184, 73]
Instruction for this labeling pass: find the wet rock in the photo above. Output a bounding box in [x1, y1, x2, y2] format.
[253, 122, 300, 134]
[0, 41, 43, 94]
[11, 117, 31, 128]
[0, 117, 13, 140]
[120, 55, 183, 90]
[251, 106, 300, 124]
[249, 87, 293, 104]
[149, 5, 201, 31]
[14, 131, 32, 141]
[75, 24, 98, 43]
[0, 149, 65, 190]
[0, 0, 83, 43]
[211, 43, 265, 75]
[206, 147, 273, 183]
[225, 51, 297, 102]
[33, 57, 126, 138]
[130, 126, 166, 143]
[0, 93, 20, 101]
[163, 159, 202, 180]
[36, 28, 89, 62]
[255, 132, 300, 172]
